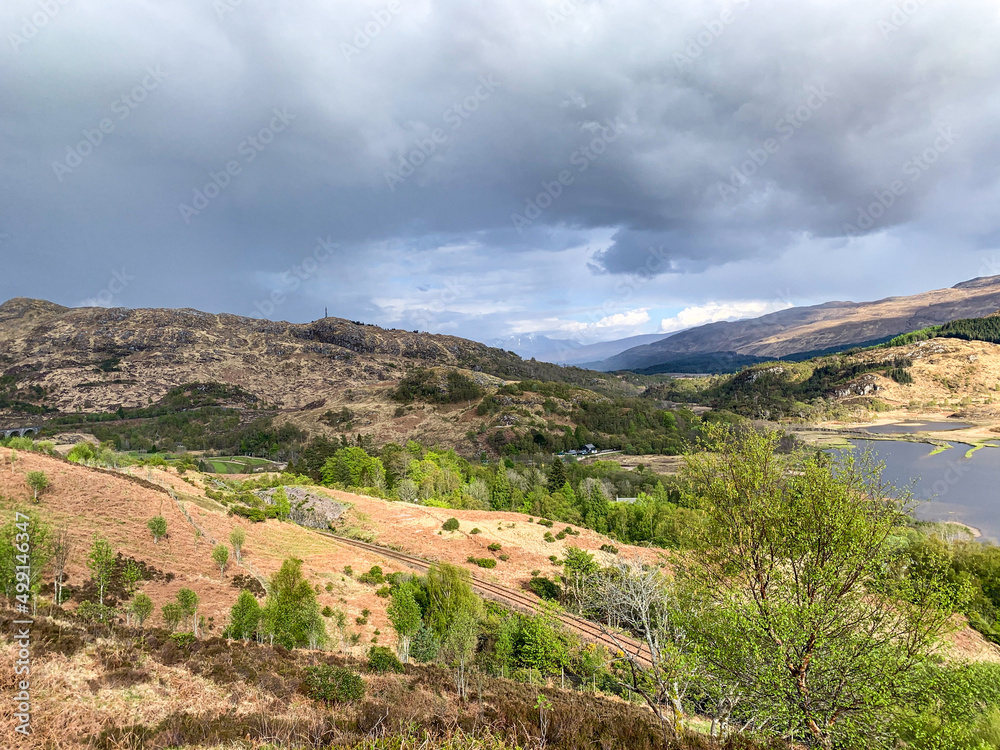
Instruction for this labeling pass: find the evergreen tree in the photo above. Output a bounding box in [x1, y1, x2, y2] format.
[490, 466, 512, 510]
[547, 459, 567, 494]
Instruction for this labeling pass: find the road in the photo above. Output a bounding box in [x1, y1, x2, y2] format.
[314, 530, 654, 668]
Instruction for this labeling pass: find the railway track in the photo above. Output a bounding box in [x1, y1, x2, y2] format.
[314, 531, 654, 667]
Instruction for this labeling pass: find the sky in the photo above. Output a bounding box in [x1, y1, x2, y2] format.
[2, 0, 1000, 347]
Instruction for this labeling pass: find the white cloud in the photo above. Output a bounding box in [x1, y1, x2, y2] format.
[508, 308, 651, 342]
[659, 300, 792, 333]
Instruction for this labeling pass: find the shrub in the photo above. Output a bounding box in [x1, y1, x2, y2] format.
[375, 586, 390, 598]
[169, 632, 196, 649]
[470, 528, 481, 535]
[562, 526, 579, 536]
[231, 506, 266, 522]
[357, 566, 385, 585]
[467, 556, 497, 569]
[487, 542, 502, 552]
[302, 665, 365, 704]
[543, 532, 555, 543]
[499, 554, 510, 561]
[555, 531, 566, 540]
[343, 566, 353, 577]
[367, 645, 404, 674]
[600, 543, 619, 554]
[322, 606, 334, 617]
[529, 576, 562, 601]
[537, 518, 554, 528]
[442, 518, 460, 532]
[548, 555, 559, 563]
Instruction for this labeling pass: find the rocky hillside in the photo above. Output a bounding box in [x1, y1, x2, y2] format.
[0, 298, 626, 448]
[595, 275, 1000, 373]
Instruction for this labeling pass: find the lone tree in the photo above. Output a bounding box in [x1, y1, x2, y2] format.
[176, 587, 200, 635]
[212, 544, 229, 579]
[229, 526, 246, 564]
[51, 527, 72, 606]
[225, 589, 261, 640]
[26, 471, 49, 503]
[259, 557, 326, 649]
[546, 459, 567, 494]
[681, 425, 960, 749]
[273, 487, 291, 521]
[387, 582, 421, 663]
[129, 593, 153, 627]
[147, 516, 167, 544]
[87, 536, 116, 606]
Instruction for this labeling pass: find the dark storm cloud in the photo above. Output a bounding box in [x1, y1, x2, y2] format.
[1, 0, 999, 339]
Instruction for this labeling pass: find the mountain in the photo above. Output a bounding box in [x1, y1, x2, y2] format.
[594, 276, 1000, 373]
[490, 331, 668, 365]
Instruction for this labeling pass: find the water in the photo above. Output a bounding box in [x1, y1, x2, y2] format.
[862, 421, 972, 434]
[844, 439, 1000, 542]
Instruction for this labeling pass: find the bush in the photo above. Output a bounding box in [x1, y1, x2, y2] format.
[357, 566, 385, 585]
[367, 645, 404, 674]
[470, 528, 481, 535]
[169, 632, 196, 649]
[343, 566, 353, 577]
[543, 532, 555, 543]
[442, 518, 460, 532]
[529, 576, 562, 601]
[302, 665, 365, 704]
[322, 606, 334, 617]
[375, 585, 391, 598]
[499, 554, 510, 561]
[230, 505, 266, 522]
[537, 518, 554, 528]
[600, 543, 619, 554]
[467, 556, 497, 569]
[487, 542, 502, 552]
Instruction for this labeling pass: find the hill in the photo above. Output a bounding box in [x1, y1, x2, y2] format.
[593, 275, 1000, 373]
[0, 299, 666, 459]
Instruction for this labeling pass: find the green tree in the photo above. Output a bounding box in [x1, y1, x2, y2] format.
[546, 459, 567, 494]
[176, 587, 200, 634]
[490, 466, 512, 510]
[212, 544, 229, 579]
[121, 559, 142, 595]
[129, 593, 153, 627]
[147, 516, 167, 544]
[272, 487, 291, 521]
[87, 535, 116, 606]
[387, 583, 422, 663]
[229, 526, 246, 564]
[425, 562, 481, 636]
[439, 607, 478, 699]
[161, 602, 183, 632]
[682, 425, 960, 749]
[0, 511, 51, 609]
[561, 546, 598, 613]
[517, 611, 567, 675]
[225, 589, 262, 640]
[26, 471, 49, 502]
[410, 623, 440, 663]
[260, 557, 326, 649]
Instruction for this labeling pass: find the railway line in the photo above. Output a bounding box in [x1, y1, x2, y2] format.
[313, 530, 653, 668]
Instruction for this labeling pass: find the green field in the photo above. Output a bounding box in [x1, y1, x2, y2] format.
[202, 456, 282, 474]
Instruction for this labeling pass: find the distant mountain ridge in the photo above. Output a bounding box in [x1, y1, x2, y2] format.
[491, 332, 669, 365]
[593, 276, 1000, 373]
